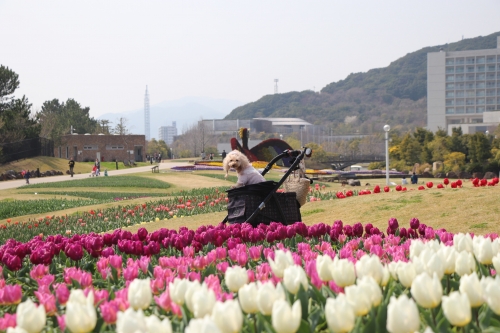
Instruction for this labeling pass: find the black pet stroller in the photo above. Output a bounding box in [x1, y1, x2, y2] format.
[223, 147, 313, 227]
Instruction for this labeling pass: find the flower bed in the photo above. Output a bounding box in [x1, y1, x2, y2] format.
[0, 218, 500, 332]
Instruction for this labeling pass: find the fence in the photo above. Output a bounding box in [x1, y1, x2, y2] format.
[0, 137, 54, 164]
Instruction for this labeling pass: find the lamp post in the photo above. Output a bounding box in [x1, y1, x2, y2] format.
[170, 147, 173, 160]
[384, 124, 391, 186]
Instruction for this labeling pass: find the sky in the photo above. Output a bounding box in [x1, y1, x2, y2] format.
[1, 0, 500, 119]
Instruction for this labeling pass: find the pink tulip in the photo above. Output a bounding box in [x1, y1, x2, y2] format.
[0, 285, 22, 305]
[100, 300, 119, 324]
[305, 260, 323, 289]
[54, 283, 70, 305]
[30, 264, 49, 280]
[35, 291, 57, 316]
[155, 291, 174, 312]
[188, 271, 201, 282]
[215, 247, 227, 260]
[0, 313, 16, 330]
[94, 289, 109, 305]
[216, 262, 229, 273]
[248, 245, 263, 261]
[138, 256, 150, 274]
[123, 264, 139, 281]
[56, 314, 66, 331]
[114, 288, 129, 311]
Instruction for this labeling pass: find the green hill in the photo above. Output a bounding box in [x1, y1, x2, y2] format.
[225, 31, 500, 134]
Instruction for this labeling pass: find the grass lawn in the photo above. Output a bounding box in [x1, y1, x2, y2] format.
[0, 158, 499, 236]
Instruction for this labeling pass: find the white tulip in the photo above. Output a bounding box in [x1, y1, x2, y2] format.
[473, 235, 496, 265]
[16, 299, 46, 333]
[169, 278, 190, 305]
[437, 245, 457, 275]
[128, 278, 152, 310]
[396, 262, 416, 288]
[212, 300, 243, 333]
[331, 257, 356, 287]
[7, 328, 28, 333]
[316, 255, 333, 281]
[224, 266, 248, 292]
[454, 233, 473, 253]
[459, 272, 484, 307]
[185, 280, 202, 313]
[484, 276, 500, 315]
[357, 276, 382, 307]
[345, 284, 371, 316]
[455, 251, 476, 276]
[493, 253, 500, 273]
[116, 308, 147, 333]
[65, 290, 97, 333]
[268, 250, 294, 278]
[283, 265, 309, 294]
[423, 327, 435, 333]
[272, 300, 301, 333]
[191, 284, 216, 318]
[325, 294, 355, 333]
[238, 282, 259, 314]
[386, 295, 420, 333]
[411, 256, 427, 276]
[145, 315, 172, 333]
[257, 282, 285, 315]
[387, 261, 401, 280]
[381, 265, 390, 287]
[355, 255, 384, 285]
[427, 239, 441, 253]
[411, 272, 442, 308]
[409, 239, 426, 260]
[185, 316, 221, 333]
[442, 291, 471, 327]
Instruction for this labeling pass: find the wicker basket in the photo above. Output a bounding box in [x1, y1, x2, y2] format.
[283, 176, 310, 207]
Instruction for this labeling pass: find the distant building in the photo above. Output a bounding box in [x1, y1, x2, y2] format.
[200, 118, 312, 135]
[427, 36, 500, 134]
[158, 122, 177, 144]
[55, 134, 145, 162]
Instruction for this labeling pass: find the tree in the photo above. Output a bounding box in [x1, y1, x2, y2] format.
[0, 65, 19, 107]
[399, 133, 422, 166]
[112, 117, 130, 135]
[467, 133, 491, 164]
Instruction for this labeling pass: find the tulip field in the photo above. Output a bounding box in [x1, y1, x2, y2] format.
[1, 172, 500, 333]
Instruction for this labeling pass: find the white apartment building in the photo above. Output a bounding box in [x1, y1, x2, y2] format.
[427, 36, 500, 134]
[158, 122, 177, 144]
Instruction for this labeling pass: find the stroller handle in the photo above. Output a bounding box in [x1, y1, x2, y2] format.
[261, 147, 312, 177]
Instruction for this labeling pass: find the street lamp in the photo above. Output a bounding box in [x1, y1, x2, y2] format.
[170, 147, 173, 160]
[384, 124, 391, 186]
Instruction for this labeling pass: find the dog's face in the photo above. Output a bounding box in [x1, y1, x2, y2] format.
[223, 150, 250, 173]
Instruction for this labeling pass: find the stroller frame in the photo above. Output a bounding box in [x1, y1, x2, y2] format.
[223, 147, 312, 225]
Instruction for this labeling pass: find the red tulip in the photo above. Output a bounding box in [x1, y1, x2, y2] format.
[383, 186, 390, 192]
[395, 185, 402, 192]
[437, 184, 444, 189]
[426, 182, 433, 188]
[456, 179, 462, 186]
[346, 190, 353, 197]
[480, 179, 488, 186]
[451, 182, 457, 188]
[443, 178, 449, 185]
[472, 178, 480, 186]
[373, 185, 381, 193]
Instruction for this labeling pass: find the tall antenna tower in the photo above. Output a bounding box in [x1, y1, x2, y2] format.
[274, 79, 279, 94]
[144, 85, 150, 141]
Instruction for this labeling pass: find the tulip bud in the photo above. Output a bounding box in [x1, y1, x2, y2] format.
[191, 284, 216, 318]
[268, 250, 294, 278]
[283, 265, 308, 294]
[455, 251, 476, 276]
[345, 284, 371, 316]
[224, 266, 248, 292]
[257, 282, 285, 315]
[410, 272, 442, 308]
[454, 233, 473, 253]
[169, 278, 189, 305]
[65, 290, 97, 333]
[357, 276, 382, 307]
[316, 255, 333, 281]
[396, 262, 416, 288]
[185, 280, 202, 313]
[386, 295, 420, 333]
[437, 245, 457, 275]
[185, 316, 221, 333]
[355, 255, 384, 285]
[238, 282, 259, 314]
[116, 308, 148, 333]
[211, 300, 243, 333]
[381, 265, 390, 287]
[272, 300, 301, 333]
[331, 257, 356, 287]
[472, 235, 497, 265]
[459, 272, 484, 307]
[484, 276, 500, 315]
[16, 299, 46, 333]
[128, 278, 152, 310]
[144, 315, 172, 333]
[325, 294, 355, 333]
[442, 291, 471, 327]
[409, 239, 425, 260]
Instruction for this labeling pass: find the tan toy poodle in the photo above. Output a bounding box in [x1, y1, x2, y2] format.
[223, 150, 266, 188]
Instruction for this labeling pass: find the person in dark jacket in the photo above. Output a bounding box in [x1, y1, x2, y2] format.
[68, 158, 75, 177]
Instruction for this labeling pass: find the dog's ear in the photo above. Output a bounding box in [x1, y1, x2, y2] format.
[223, 155, 230, 176]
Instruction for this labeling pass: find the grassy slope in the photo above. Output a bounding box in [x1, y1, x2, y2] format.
[0, 164, 498, 235]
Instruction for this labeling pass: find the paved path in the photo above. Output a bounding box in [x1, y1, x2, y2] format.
[0, 161, 193, 191]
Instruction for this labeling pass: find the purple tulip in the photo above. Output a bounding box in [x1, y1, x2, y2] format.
[364, 223, 373, 235]
[388, 218, 399, 231]
[399, 227, 408, 238]
[409, 218, 420, 230]
[65, 243, 84, 261]
[352, 223, 363, 237]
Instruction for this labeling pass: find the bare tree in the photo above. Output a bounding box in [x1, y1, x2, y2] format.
[112, 117, 130, 135]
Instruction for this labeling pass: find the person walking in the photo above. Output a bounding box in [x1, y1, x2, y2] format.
[94, 158, 100, 176]
[221, 150, 227, 160]
[68, 158, 75, 177]
[24, 170, 30, 184]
